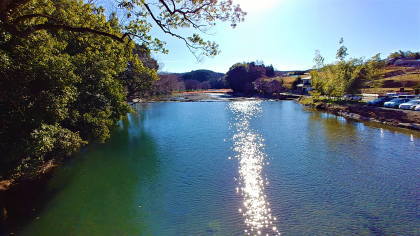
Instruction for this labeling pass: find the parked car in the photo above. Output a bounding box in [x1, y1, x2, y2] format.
[399, 99, 420, 110]
[398, 95, 416, 99]
[386, 93, 398, 97]
[413, 105, 420, 111]
[367, 97, 393, 106]
[383, 98, 410, 108]
[343, 94, 362, 101]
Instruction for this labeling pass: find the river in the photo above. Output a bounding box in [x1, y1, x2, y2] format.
[13, 101, 420, 235]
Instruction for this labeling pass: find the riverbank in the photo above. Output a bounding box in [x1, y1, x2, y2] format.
[131, 90, 300, 103]
[299, 98, 420, 131]
[132, 90, 255, 102]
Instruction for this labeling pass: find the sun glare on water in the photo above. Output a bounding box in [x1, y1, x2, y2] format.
[229, 101, 280, 236]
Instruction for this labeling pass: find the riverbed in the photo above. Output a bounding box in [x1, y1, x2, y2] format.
[7, 101, 420, 235]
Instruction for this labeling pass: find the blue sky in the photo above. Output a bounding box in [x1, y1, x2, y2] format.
[151, 0, 420, 73]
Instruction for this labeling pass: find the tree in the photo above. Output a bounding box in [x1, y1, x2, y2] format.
[265, 65, 275, 77]
[184, 79, 201, 90]
[225, 62, 275, 95]
[200, 81, 211, 90]
[387, 50, 420, 60]
[311, 40, 377, 97]
[0, 0, 246, 180]
[365, 53, 385, 81]
[253, 78, 284, 96]
[209, 77, 228, 89]
[120, 44, 159, 100]
[134, 44, 159, 70]
[152, 74, 185, 95]
[292, 77, 302, 90]
[313, 50, 325, 70]
[336, 37, 348, 61]
[0, 0, 150, 179]
[311, 58, 368, 97]
[0, 0, 246, 57]
[225, 63, 254, 95]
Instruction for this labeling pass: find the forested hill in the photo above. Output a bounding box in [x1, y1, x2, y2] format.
[181, 70, 225, 82]
[160, 70, 224, 81]
[158, 70, 227, 90]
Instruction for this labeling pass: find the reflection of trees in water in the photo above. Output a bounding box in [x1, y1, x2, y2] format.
[306, 110, 419, 235]
[308, 110, 417, 153]
[112, 109, 160, 177]
[15, 110, 160, 235]
[306, 111, 379, 161]
[129, 102, 172, 123]
[308, 111, 358, 144]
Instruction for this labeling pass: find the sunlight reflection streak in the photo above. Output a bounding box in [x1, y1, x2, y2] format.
[229, 101, 280, 236]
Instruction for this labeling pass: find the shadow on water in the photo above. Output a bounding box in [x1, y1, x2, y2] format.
[0, 172, 60, 235]
[1, 108, 160, 235]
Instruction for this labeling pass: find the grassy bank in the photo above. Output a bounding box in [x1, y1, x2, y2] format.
[362, 66, 420, 94]
[298, 95, 362, 107]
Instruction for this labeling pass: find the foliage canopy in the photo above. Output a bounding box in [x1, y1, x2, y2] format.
[0, 0, 245, 180]
[0, 0, 246, 58]
[311, 39, 385, 97]
[225, 62, 281, 95]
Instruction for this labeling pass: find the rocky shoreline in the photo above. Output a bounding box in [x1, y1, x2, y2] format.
[305, 102, 420, 131]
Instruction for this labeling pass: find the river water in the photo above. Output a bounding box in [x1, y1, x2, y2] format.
[15, 101, 420, 235]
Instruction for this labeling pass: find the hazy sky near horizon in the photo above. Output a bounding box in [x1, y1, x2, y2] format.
[151, 0, 420, 73]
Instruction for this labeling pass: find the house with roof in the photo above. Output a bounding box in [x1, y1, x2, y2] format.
[296, 76, 313, 94]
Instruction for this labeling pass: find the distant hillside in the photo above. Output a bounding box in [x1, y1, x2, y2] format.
[157, 68, 314, 92]
[362, 66, 420, 94]
[181, 70, 224, 82]
[157, 71, 182, 76]
[158, 69, 227, 90]
[275, 70, 311, 76]
[159, 70, 224, 80]
[159, 69, 312, 80]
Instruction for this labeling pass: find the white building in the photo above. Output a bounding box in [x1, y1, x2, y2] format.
[296, 76, 312, 94]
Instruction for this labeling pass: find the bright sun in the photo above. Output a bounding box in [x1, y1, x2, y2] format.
[233, 0, 281, 13]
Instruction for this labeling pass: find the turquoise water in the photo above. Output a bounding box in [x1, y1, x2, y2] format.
[15, 101, 420, 235]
